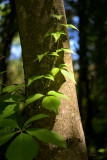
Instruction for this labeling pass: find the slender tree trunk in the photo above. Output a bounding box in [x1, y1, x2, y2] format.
[15, 0, 88, 159]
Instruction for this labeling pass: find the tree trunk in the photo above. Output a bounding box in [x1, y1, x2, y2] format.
[15, 0, 88, 159]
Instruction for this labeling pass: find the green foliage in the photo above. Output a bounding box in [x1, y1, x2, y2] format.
[42, 96, 61, 114]
[23, 114, 50, 128]
[6, 133, 39, 160]
[26, 128, 66, 148]
[47, 90, 70, 101]
[45, 31, 66, 42]
[0, 13, 77, 159]
[25, 94, 44, 106]
[51, 14, 63, 20]
[60, 24, 79, 31]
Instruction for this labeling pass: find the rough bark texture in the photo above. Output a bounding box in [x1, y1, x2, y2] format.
[15, 0, 88, 159]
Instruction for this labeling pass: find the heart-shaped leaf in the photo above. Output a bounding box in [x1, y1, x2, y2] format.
[26, 128, 66, 149]
[51, 68, 59, 77]
[6, 133, 39, 160]
[42, 96, 61, 114]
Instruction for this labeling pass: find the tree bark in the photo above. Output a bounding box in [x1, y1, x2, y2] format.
[15, 0, 88, 159]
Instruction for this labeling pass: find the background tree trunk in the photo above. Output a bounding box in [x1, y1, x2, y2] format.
[15, 0, 88, 159]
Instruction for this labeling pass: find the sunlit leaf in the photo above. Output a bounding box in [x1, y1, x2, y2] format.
[59, 64, 69, 69]
[0, 119, 19, 129]
[0, 132, 16, 146]
[6, 133, 39, 160]
[42, 96, 61, 114]
[43, 74, 54, 81]
[25, 94, 44, 106]
[47, 90, 70, 101]
[60, 24, 79, 31]
[26, 128, 66, 149]
[27, 75, 43, 86]
[57, 48, 76, 54]
[48, 52, 59, 56]
[45, 31, 66, 42]
[37, 52, 48, 62]
[51, 14, 63, 20]
[23, 114, 50, 128]
[51, 68, 59, 77]
[60, 69, 76, 84]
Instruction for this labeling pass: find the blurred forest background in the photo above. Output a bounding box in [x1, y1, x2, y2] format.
[0, 0, 107, 159]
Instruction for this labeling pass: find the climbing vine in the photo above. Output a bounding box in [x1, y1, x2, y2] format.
[0, 14, 78, 160]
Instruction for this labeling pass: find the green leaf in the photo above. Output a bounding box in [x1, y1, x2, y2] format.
[4, 94, 25, 103]
[0, 119, 19, 129]
[26, 128, 66, 149]
[25, 94, 44, 106]
[27, 75, 43, 86]
[45, 31, 66, 42]
[51, 68, 59, 77]
[60, 24, 79, 31]
[51, 14, 63, 20]
[0, 70, 7, 75]
[59, 64, 69, 69]
[57, 48, 76, 54]
[23, 114, 50, 128]
[6, 133, 39, 160]
[48, 52, 59, 56]
[37, 52, 48, 62]
[1, 104, 19, 118]
[2, 85, 22, 93]
[60, 69, 76, 84]
[43, 74, 54, 81]
[42, 96, 61, 114]
[0, 132, 16, 146]
[47, 90, 70, 101]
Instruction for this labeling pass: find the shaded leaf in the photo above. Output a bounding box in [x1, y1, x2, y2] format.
[60, 24, 79, 31]
[0, 132, 16, 146]
[6, 133, 39, 160]
[42, 96, 61, 114]
[60, 69, 76, 84]
[51, 68, 59, 77]
[1, 104, 19, 118]
[26, 128, 66, 149]
[47, 90, 70, 101]
[25, 94, 44, 106]
[23, 114, 50, 128]
[2, 85, 22, 93]
[0, 119, 19, 129]
[51, 14, 63, 20]
[27, 75, 43, 86]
